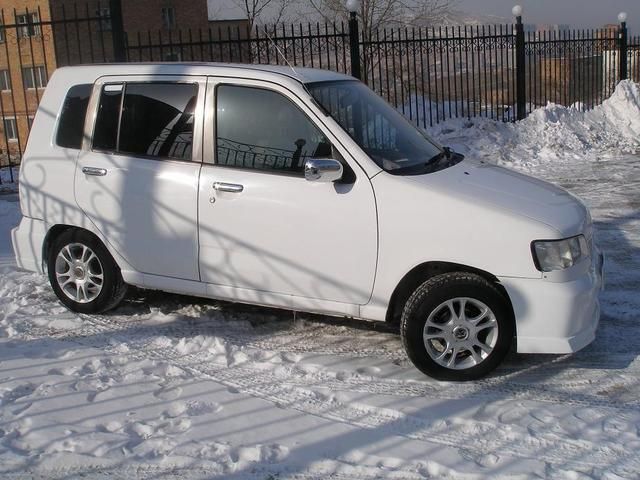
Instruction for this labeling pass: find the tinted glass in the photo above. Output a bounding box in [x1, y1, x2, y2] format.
[93, 84, 123, 151]
[56, 83, 92, 149]
[308, 81, 444, 175]
[216, 85, 332, 174]
[119, 83, 197, 160]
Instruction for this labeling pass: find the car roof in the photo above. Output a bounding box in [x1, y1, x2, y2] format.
[54, 62, 354, 85]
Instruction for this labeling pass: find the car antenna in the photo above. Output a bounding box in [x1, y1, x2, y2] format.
[262, 26, 298, 76]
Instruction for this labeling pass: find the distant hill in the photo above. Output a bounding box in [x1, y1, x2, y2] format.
[433, 10, 510, 26]
[207, 1, 511, 27]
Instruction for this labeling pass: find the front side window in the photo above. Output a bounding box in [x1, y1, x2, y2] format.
[93, 82, 197, 161]
[22, 66, 47, 89]
[216, 85, 332, 174]
[308, 80, 452, 175]
[56, 83, 92, 149]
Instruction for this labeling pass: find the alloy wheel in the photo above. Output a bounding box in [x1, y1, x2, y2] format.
[54, 243, 104, 303]
[423, 297, 498, 370]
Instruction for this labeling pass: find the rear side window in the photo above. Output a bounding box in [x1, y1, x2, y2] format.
[92, 82, 197, 161]
[56, 83, 92, 149]
[93, 84, 122, 152]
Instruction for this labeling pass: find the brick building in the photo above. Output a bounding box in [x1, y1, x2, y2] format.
[0, 0, 248, 161]
[0, 0, 56, 161]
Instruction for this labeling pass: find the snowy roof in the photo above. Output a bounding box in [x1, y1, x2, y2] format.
[208, 0, 246, 21]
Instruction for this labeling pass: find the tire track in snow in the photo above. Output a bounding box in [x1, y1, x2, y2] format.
[20, 311, 640, 413]
[0, 464, 429, 480]
[36, 313, 640, 411]
[22, 313, 638, 473]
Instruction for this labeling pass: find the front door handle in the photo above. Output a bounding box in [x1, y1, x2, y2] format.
[82, 166, 107, 177]
[213, 182, 244, 193]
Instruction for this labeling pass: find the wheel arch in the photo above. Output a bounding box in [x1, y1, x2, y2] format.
[42, 225, 111, 271]
[385, 261, 515, 324]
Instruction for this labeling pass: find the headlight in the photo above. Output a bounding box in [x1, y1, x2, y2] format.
[532, 235, 590, 272]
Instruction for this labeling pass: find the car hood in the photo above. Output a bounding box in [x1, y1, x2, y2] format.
[407, 158, 590, 237]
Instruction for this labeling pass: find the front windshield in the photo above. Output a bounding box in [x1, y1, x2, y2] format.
[307, 80, 445, 174]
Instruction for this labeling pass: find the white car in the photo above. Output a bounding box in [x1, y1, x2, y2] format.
[12, 64, 604, 381]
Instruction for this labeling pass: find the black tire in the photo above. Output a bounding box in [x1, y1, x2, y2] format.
[47, 229, 127, 314]
[400, 272, 513, 381]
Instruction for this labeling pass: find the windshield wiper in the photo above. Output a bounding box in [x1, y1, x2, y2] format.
[425, 147, 452, 166]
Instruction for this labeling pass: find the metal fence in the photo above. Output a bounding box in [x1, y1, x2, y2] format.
[0, 2, 638, 184]
[631, 35, 640, 81]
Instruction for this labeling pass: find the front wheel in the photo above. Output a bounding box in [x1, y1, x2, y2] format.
[400, 272, 514, 381]
[47, 229, 127, 314]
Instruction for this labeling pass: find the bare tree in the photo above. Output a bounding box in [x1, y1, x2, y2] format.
[229, 0, 295, 31]
[307, 0, 456, 38]
[305, 0, 456, 100]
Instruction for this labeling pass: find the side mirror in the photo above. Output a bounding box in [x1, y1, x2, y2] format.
[304, 158, 343, 183]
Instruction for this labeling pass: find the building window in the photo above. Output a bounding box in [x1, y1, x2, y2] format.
[16, 12, 41, 38]
[0, 22, 5, 43]
[161, 7, 176, 29]
[0, 70, 11, 91]
[22, 66, 47, 89]
[4, 118, 17, 141]
[96, 7, 111, 31]
[164, 51, 181, 62]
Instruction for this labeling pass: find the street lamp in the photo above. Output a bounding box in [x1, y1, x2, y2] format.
[346, 0, 361, 15]
[346, 0, 361, 79]
[513, 4, 525, 120]
[618, 12, 629, 80]
[512, 5, 523, 18]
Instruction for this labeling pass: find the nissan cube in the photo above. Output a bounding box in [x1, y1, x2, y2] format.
[12, 63, 604, 380]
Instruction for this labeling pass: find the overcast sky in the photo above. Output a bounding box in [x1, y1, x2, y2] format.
[457, 0, 639, 34]
[211, 0, 639, 34]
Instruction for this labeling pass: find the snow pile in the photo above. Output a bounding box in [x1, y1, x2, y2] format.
[427, 80, 640, 169]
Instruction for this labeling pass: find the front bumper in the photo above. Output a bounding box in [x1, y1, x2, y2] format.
[500, 248, 604, 354]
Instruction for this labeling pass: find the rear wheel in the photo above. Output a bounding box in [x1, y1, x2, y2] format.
[400, 272, 513, 381]
[48, 229, 127, 314]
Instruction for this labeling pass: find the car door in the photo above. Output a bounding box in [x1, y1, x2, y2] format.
[197, 77, 378, 307]
[76, 76, 206, 281]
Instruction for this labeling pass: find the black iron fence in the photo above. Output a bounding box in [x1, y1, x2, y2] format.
[0, 2, 638, 184]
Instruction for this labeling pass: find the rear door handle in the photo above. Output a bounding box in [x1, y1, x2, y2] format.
[213, 182, 244, 193]
[82, 166, 107, 177]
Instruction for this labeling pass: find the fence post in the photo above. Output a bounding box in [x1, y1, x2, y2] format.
[348, 10, 362, 80]
[619, 13, 628, 81]
[109, 0, 126, 62]
[514, 7, 526, 120]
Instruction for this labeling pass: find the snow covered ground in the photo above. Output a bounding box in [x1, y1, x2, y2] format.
[0, 166, 18, 193]
[0, 82, 639, 479]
